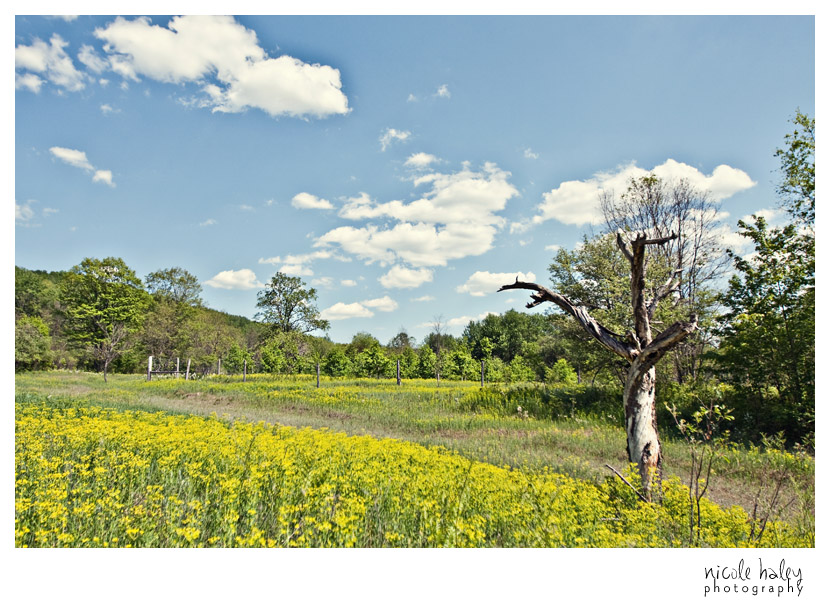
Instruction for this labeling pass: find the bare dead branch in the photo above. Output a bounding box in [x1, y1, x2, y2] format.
[605, 464, 649, 503]
[498, 280, 637, 360]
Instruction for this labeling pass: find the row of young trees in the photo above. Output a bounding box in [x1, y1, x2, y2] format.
[15, 112, 814, 454]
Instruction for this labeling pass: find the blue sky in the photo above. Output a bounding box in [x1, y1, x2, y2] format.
[14, 14, 815, 343]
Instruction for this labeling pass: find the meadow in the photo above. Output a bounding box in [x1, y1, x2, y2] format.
[14, 371, 815, 547]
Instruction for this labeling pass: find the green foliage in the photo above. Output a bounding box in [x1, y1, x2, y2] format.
[15, 316, 52, 371]
[713, 111, 815, 446]
[416, 344, 437, 379]
[545, 358, 578, 385]
[322, 346, 352, 377]
[60, 257, 151, 379]
[144, 267, 203, 307]
[255, 273, 329, 334]
[774, 110, 814, 225]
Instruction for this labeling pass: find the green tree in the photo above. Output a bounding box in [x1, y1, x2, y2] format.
[255, 273, 329, 334]
[144, 267, 203, 307]
[322, 346, 352, 377]
[713, 111, 814, 445]
[61, 257, 150, 381]
[15, 315, 52, 371]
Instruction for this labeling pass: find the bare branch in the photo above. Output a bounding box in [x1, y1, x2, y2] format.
[639, 313, 699, 369]
[605, 464, 649, 503]
[498, 280, 637, 360]
[647, 268, 683, 319]
[616, 231, 633, 262]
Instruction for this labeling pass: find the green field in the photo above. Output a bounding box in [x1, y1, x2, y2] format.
[15, 371, 815, 547]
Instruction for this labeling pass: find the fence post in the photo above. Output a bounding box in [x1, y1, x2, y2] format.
[397, 359, 401, 386]
[316, 363, 320, 388]
[186, 358, 191, 381]
[176, 357, 180, 379]
[481, 359, 485, 388]
[147, 356, 153, 381]
[243, 359, 247, 382]
[218, 359, 221, 376]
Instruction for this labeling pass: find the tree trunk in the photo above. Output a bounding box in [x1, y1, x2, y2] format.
[624, 360, 660, 500]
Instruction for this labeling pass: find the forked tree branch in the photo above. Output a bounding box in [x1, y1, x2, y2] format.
[497, 279, 638, 361]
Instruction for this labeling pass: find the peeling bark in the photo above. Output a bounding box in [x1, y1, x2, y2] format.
[499, 232, 696, 500]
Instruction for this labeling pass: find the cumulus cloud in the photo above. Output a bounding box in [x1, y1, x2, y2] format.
[412, 295, 435, 302]
[199, 218, 217, 227]
[320, 295, 399, 321]
[456, 271, 537, 297]
[259, 249, 336, 277]
[379, 265, 434, 289]
[379, 128, 411, 151]
[361, 296, 399, 312]
[405, 152, 439, 168]
[341, 279, 357, 287]
[435, 84, 450, 98]
[312, 277, 334, 288]
[317, 162, 519, 268]
[15, 202, 35, 225]
[512, 159, 756, 231]
[320, 302, 374, 321]
[291, 192, 334, 210]
[91, 15, 349, 118]
[92, 169, 115, 187]
[204, 268, 264, 290]
[446, 312, 497, 328]
[15, 73, 44, 93]
[15, 34, 85, 92]
[523, 148, 539, 160]
[49, 147, 115, 187]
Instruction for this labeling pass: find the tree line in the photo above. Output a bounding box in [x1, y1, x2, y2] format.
[15, 112, 814, 448]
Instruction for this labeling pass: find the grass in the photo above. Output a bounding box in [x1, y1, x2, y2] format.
[15, 370, 814, 544]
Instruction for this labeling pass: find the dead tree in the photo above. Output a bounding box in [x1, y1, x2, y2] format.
[499, 231, 698, 501]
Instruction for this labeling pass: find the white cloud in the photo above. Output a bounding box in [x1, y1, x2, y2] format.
[15, 202, 35, 224]
[456, 271, 537, 297]
[446, 312, 497, 328]
[379, 265, 434, 289]
[100, 104, 116, 114]
[49, 146, 94, 171]
[407, 93, 417, 102]
[259, 250, 333, 266]
[43, 207, 59, 216]
[412, 295, 435, 302]
[741, 208, 783, 225]
[321, 295, 399, 321]
[523, 148, 539, 160]
[405, 152, 438, 168]
[379, 128, 411, 151]
[199, 218, 217, 227]
[318, 162, 519, 268]
[312, 277, 334, 288]
[279, 264, 314, 276]
[435, 84, 450, 98]
[93, 16, 349, 118]
[544, 244, 562, 252]
[512, 159, 756, 230]
[92, 169, 115, 187]
[361, 296, 399, 312]
[15, 73, 44, 93]
[291, 192, 334, 210]
[320, 302, 374, 321]
[15, 34, 85, 92]
[341, 279, 357, 287]
[49, 146, 117, 187]
[79, 44, 108, 73]
[204, 269, 264, 290]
